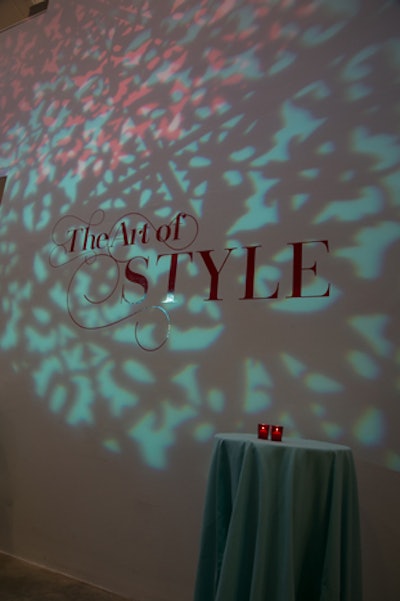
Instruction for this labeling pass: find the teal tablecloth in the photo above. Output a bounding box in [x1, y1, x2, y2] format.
[194, 434, 362, 601]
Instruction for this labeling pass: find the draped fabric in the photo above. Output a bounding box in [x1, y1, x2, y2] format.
[194, 434, 362, 601]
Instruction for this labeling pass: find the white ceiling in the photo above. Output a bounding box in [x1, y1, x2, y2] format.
[0, 0, 48, 33]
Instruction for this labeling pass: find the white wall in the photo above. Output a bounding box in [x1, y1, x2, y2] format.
[0, 1, 399, 599]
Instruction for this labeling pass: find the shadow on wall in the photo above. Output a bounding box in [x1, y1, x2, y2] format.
[0, 174, 6, 205]
[0, 415, 14, 553]
[356, 460, 400, 601]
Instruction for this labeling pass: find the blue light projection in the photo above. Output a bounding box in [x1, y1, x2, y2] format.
[0, 0, 399, 470]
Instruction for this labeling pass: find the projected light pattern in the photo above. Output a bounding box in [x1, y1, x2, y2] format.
[0, 0, 399, 469]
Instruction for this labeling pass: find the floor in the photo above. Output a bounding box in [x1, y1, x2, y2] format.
[0, 553, 130, 600]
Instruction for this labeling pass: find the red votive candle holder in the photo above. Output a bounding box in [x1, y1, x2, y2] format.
[257, 423, 270, 440]
[271, 425, 283, 442]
